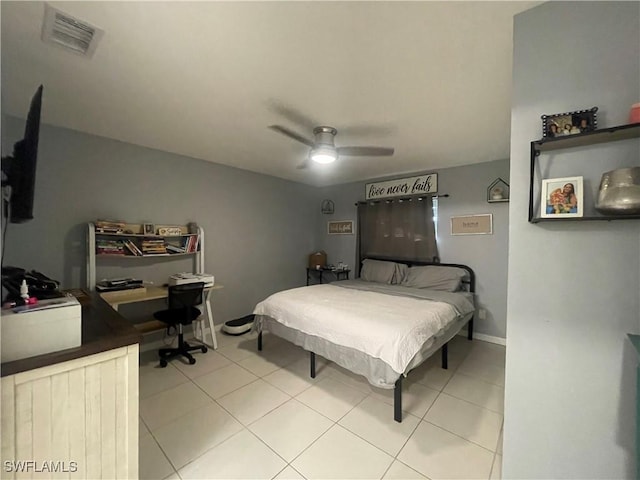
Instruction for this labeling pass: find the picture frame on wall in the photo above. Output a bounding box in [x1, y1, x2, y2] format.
[450, 214, 493, 235]
[540, 176, 584, 218]
[328, 220, 354, 235]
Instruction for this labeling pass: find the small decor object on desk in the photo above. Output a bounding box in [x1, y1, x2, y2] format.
[541, 176, 583, 218]
[595, 167, 640, 215]
[541, 107, 597, 138]
[487, 178, 510, 203]
[143, 223, 155, 235]
[308, 251, 327, 269]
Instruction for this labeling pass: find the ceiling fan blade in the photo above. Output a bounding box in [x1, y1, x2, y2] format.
[337, 146, 395, 157]
[268, 125, 315, 147]
[266, 100, 317, 131]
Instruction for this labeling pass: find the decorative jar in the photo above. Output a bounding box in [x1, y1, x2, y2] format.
[595, 167, 640, 215]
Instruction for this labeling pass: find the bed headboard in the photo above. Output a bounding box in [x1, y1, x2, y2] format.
[360, 256, 475, 293]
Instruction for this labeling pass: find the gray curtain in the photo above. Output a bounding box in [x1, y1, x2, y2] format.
[358, 196, 438, 263]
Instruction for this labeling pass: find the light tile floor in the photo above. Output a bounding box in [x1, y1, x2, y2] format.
[139, 328, 505, 480]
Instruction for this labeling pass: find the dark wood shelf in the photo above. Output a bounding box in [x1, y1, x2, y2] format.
[529, 122, 640, 223]
[533, 123, 640, 153]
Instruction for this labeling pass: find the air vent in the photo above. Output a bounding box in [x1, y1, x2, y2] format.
[41, 4, 104, 58]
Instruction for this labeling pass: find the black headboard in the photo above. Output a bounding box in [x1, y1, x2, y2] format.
[360, 256, 475, 293]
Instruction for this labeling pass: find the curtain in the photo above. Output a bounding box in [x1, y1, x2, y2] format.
[357, 196, 438, 263]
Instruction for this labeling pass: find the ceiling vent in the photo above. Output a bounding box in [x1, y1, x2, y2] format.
[41, 3, 104, 58]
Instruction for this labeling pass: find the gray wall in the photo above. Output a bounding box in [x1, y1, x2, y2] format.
[2, 118, 318, 324]
[505, 2, 640, 478]
[316, 158, 510, 339]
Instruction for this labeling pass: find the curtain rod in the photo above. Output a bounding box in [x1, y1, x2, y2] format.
[354, 194, 449, 206]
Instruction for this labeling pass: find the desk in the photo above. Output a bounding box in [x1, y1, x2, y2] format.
[306, 268, 350, 285]
[100, 284, 223, 349]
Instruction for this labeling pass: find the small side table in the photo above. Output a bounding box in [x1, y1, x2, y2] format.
[306, 268, 351, 286]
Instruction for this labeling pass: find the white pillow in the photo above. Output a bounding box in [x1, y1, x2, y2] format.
[360, 259, 397, 284]
[401, 265, 467, 291]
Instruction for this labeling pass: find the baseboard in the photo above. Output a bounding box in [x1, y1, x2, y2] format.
[457, 329, 506, 346]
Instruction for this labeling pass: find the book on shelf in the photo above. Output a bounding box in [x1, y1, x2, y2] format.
[123, 239, 143, 256]
[183, 235, 199, 253]
[141, 239, 167, 254]
[166, 244, 186, 254]
[95, 219, 126, 234]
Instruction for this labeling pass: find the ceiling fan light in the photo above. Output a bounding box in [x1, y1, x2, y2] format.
[310, 147, 337, 164]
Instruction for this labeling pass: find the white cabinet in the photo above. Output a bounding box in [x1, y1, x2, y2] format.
[1, 344, 139, 479]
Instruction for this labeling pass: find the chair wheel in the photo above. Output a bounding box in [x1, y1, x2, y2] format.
[189, 357, 196, 365]
[159, 359, 168, 368]
[201, 346, 208, 353]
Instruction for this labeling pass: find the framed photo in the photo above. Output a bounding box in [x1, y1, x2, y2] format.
[328, 220, 354, 235]
[541, 107, 598, 138]
[143, 223, 155, 235]
[450, 214, 493, 235]
[541, 176, 584, 218]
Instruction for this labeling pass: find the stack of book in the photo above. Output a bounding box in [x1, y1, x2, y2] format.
[96, 239, 125, 255]
[141, 239, 167, 255]
[95, 219, 126, 234]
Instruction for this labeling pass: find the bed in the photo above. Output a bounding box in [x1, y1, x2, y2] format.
[252, 257, 475, 422]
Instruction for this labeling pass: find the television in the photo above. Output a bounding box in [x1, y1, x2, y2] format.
[1, 85, 43, 223]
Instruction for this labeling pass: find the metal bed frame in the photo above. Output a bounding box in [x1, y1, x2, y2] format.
[257, 257, 475, 422]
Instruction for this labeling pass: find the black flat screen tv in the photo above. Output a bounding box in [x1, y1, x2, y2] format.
[2, 85, 43, 223]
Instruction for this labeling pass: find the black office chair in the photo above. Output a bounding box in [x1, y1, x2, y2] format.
[154, 282, 208, 367]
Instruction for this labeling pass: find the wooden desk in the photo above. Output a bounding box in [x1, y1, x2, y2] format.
[100, 284, 223, 349]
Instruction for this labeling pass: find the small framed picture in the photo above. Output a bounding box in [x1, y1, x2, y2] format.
[450, 214, 493, 235]
[541, 107, 598, 138]
[143, 223, 155, 235]
[328, 220, 354, 235]
[541, 176, 584, 218]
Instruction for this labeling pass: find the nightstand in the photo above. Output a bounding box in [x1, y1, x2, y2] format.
[306, 268, 350, 286]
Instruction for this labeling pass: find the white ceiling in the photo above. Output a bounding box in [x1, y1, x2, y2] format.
[1, 1, 540, 187]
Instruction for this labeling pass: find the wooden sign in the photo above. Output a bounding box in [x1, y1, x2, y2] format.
[450, 214, 493, 235]
[365, 174, 437, 200]
[328, 220, 354, 235]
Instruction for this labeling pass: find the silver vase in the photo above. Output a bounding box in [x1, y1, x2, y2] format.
[595, 167, 640, 215]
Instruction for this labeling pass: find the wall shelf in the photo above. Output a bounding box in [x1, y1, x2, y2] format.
[529, 122, 640, 223]
[87, 221, 205, 290]
[532, 123, 640, 153]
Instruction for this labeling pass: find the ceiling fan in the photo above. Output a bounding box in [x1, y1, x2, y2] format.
[268, 124, 394, 169]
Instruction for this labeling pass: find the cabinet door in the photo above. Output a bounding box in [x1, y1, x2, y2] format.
[1, 345, 139, 479]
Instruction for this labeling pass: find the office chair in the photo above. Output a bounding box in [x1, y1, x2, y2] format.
[154, 282, 208, 367]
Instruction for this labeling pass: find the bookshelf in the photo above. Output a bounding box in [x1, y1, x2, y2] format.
[86, 221, 205, 290]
